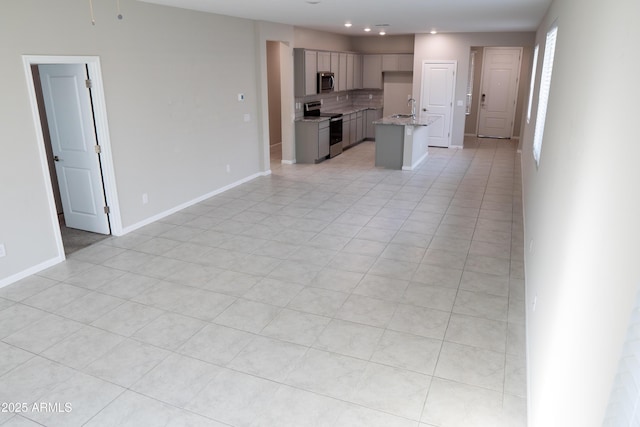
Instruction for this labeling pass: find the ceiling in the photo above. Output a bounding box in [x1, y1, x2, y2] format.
[139, 0, 551, 35]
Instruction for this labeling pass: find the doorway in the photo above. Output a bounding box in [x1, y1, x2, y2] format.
[477, 47, 523, 138]
[24, 56, 121, 257]
[265, 41, 294, 166]
[266, 41, 283, 164]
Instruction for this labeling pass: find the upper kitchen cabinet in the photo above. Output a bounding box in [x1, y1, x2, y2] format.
[382, 54, 414, 72]
[330, 52, 339, 77]
[317, 51, 331, 72]
[362, 55, 383, 89]
[353, 54, 363, 89]
[346, 54, 354, 90]
[294, 49, 318, 96]
[338, 53, 347, 92]
[294, 49, 411, 95]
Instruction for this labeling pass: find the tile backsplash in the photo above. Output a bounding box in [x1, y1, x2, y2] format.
[295, 89, 383, 117]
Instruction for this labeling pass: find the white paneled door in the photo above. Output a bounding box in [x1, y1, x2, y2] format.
[39, 64, 110, 234]
[420, 61, 456, 148]
[477, 47, 522, 138]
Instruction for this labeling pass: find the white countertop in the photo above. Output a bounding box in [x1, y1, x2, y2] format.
[374, 115, 440, 127]
[296, 116, 330, 123]
[296, 106, 380, 122]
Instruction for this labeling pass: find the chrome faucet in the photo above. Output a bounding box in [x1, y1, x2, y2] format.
[408, 98, 416, 118]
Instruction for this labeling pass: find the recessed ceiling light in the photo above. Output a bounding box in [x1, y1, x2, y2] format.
[379, 30, 386, 35]
[430, 30, 437, 34]
[364, 27, 371, 32]
[345, 22, 352, 27]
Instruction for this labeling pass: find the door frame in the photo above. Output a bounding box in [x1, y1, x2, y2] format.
[22, 55, 122, 259]
[420, 60, 457, 148]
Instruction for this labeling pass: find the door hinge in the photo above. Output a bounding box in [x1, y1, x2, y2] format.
[104, 206, 110, 214]
[85, 79, 93, 89]
[95, 144, 102, 154]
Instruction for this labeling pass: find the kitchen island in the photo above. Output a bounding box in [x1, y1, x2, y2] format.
[373, 115, 439, 170]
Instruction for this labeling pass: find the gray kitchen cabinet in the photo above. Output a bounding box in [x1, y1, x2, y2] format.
[317, 51, 331, 72]
[342, 114, 352, 148]
[338, 53, 347, 92]
[330, 52, 339, 79]
[346, 54, 354, 90]
[366, 109, 383, 139]
[349, 113, 358, 146]
[319, 125, 330, 158]
[381, 54, 396, 71]
[305, 51, 318, 95]
[294, 49, 318, 96]
[353, 54, 362, 89]
[398, 54, 414, 71]
[296, 120, 330, 163]
[382, 54, 414, 72]
[362, 55, 383, 89]
[295, 50, 414, 96]
[356, 111, 364, 142]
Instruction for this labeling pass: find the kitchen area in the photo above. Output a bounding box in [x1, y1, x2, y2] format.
[291, 47, 435, 170]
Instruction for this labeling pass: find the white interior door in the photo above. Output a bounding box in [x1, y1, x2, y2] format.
[39, 64, 110, 235]
[477, 47, 522, 138]
[420, 61, 456, 148]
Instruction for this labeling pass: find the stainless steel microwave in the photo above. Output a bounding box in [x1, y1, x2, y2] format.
[317, 72, 335, 93]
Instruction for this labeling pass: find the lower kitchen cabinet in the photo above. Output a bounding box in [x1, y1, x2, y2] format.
[342, 110, 369, 150]
[295, 120, 330, 163]
[342, 115, 352, 148]
[366, 109, 383, 139]
[356, 111, 364, 142]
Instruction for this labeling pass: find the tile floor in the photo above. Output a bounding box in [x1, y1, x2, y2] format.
[0, 138, 526, 427]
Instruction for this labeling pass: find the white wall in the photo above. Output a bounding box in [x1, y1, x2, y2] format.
[351, 35, 415, 54]
[383, 73, 413, 117]
[521, 0, 640, 425]
[412, 32, 535, 147]
[0, 0, 269, 284]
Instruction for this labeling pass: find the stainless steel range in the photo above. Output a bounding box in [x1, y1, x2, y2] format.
[304, 101, 343, 158]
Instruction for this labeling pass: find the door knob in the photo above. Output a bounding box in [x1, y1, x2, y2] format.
[422, 108, 427, 112]
[53, 156, 60, 162]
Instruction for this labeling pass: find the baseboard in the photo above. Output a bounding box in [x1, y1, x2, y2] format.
[118, 170, 270, 236]
[449, 145, 463, 149]
[281, 159, 295, 165]
[0, 255, 65, 289]
[0, 171, 271, 287]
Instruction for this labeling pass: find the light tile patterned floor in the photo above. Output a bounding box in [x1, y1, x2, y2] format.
[0, 138, 526, 427]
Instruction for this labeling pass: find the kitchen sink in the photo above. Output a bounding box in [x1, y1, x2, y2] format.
[391, 114, 414, 118]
